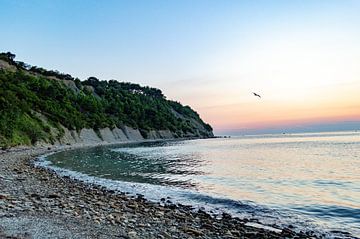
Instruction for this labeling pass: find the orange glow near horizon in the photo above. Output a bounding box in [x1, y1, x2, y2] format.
[165, 77, 360, 133]
[202, 103, 360, 131]
[163, 25, 360, 133]
[165, 73, 360, 132]
[200, 91, 360, 131]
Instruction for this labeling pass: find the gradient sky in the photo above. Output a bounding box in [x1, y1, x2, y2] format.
[1, 0, 359, 134]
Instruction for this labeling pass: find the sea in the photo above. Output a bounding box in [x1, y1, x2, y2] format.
[38, 131, 360, 238]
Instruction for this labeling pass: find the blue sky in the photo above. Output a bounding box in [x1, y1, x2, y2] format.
[1, 0, 360, 134]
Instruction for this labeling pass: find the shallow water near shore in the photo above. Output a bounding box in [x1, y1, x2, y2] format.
[41, 131, 360, 238]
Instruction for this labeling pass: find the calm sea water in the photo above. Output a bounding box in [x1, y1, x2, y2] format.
[42, 131, 360, 238]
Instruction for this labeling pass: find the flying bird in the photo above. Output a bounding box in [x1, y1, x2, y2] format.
[252, 92, 261, 98]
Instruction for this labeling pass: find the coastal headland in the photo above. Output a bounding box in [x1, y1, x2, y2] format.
[1, 53, 323, 238]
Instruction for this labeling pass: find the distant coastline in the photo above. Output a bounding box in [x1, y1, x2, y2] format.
[217, 125, 360, 136]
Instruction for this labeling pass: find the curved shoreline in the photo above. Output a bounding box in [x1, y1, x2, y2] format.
[0, 143, 325, 239]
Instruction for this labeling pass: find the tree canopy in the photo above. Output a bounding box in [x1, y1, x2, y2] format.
[0, 52, 212, 147]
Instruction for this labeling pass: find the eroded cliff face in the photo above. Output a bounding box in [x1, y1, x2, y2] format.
[44, 126, 190, 147]
[54, 126, 143, 145]
[146, 130, 179, 140]
[31, 109, 212, 147]
[52, 125, 212, 146]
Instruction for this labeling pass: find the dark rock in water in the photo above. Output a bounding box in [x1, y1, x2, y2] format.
[167, 204, 177, 209]
[222, 212, 232, 219]
[160, 198, 166, 202]
[136, 194, 144, 200]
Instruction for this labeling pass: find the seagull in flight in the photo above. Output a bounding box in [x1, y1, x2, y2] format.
[252, 92, 261, 98]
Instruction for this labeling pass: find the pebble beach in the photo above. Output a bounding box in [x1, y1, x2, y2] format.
[0, 145, 321, 239]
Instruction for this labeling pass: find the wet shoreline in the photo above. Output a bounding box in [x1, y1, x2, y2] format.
[0, 145, 326, 238]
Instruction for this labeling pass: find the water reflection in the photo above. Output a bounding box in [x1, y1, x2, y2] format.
[50, 141, 206, 188]
[47, 132, 360, 236]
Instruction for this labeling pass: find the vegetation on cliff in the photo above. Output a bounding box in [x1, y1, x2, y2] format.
[0, 52, 213, 147]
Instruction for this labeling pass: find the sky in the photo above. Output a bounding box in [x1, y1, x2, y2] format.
[1, 0, 360, 135]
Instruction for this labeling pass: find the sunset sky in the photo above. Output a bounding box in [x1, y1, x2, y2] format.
[1, 0, 359, 134]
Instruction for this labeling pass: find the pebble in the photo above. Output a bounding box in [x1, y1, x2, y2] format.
[0, 146, 326, 239]
[128, 231, 137, 238]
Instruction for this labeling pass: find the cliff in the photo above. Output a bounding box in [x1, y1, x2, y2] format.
[0, 52, 213, 148]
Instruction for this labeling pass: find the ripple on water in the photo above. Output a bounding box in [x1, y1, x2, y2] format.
[42, 132, 360, 238]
